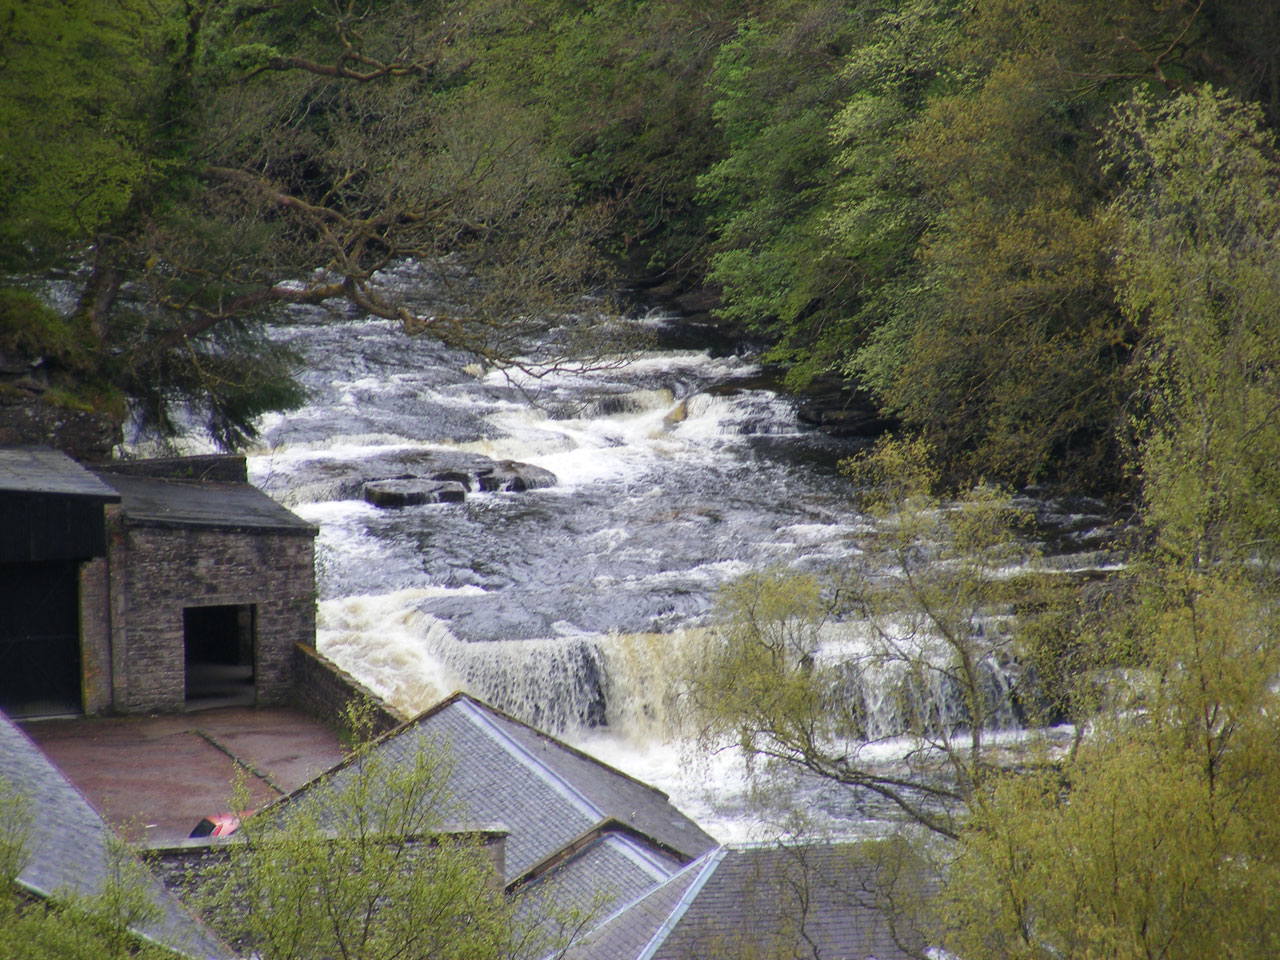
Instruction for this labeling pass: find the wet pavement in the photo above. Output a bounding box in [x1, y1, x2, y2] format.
[20, 707, 347, 843]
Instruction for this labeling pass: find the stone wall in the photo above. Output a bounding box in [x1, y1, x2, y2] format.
[104, 455, 248, 483]
[291, 643, 405, 735]
[149, 829, 508, 938]
[112, 522, 316, 713]
[79, 552, 112, 714]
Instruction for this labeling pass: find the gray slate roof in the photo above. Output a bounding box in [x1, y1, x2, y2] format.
[0, 710, 233, 959]
[95, 471, 316, 534]
[560, 851, 721, 960]
[268, 693, 717, 885]
[0, 446, 119, 500]
[486, 706, 716, 865]
[563, 842, 933, 960]
[512, 833, 686, 937]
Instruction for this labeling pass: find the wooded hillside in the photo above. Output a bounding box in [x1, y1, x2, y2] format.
[5, 0, 1276, 490]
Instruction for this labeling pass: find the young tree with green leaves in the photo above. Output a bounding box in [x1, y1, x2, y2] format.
[194, 724, 517, 960]
[937, 85, 1280, 959]
[1111, 86, 1280, 568]
[684, 438, 1058, 841]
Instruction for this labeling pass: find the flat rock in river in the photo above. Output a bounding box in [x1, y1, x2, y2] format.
[266, 451, 557, 505]
[475, 460, 557, 492]
[362, 479, 468, 507]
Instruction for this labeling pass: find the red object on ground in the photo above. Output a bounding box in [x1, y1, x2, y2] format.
[189, 813, 244, 838]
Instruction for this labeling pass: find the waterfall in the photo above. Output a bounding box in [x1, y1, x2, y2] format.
[212, 309, 1107, 837]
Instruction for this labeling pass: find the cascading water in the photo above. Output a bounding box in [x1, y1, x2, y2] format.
[149, 302, 1110, 840]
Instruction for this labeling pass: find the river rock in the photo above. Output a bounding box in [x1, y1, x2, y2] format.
[474, 460, 557, 492]
[427, 469, 474, 491]
[362, 479, 468, 507]
[266, 451, 557, 505]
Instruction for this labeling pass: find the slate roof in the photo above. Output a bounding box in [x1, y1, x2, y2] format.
[512, 833, 686, 937]
[484, 705, 716, 865]
[559, 851, 722, 960]
[0, 446, 119, 500]
[94, 471, 316, 534]
[562, 841, 933, 960]
[0, 710, 233, 959]
[266, 692, 717, 886]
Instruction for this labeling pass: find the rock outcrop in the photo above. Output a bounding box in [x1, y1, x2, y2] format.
[0, 399, 121, 462]
[263, 449, 557, 508]
[362, 479, 468, 507]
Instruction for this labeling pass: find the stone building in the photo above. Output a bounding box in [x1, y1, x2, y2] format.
[0, 447, 317, 717]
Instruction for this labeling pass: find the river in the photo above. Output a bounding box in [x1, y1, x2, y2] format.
[148, 297, 1111, 841]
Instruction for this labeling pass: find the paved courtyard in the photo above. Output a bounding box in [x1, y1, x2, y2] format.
[21, 707, 346, 843]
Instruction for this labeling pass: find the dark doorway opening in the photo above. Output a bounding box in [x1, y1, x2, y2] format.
[0, 561, 83, 718]
[184, 604, 255, 709]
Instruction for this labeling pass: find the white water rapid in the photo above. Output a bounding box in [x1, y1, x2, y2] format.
[144, 300, 1111, 841]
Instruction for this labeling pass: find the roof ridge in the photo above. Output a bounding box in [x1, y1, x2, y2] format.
[423, 692, 675, 801]
[250, 691, 557, 821]
[539, 847, 725, 960]
[454, 697, 603, 822]
[604, 832, 679, 882]
[509, 818, 694, 891]
[635, 847, 727, 960]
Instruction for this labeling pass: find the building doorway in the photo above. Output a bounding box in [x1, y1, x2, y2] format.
[0, 561, 82, 718]
[183, 604, 256, 708]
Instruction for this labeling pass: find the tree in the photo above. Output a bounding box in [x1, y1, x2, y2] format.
[937, 86, 1280, 960]
[828, 0, 1261, 489]
[1, 0, 624, 449]
[941, 565, 1280, 960]
[824, 0, 957, 393]
[683, 438, 1058, 841]
[195, 719, 517, 960]
[457, 0, 748, 283]
[1110, 86, 1280, 569]
[696, 4, 866, 384]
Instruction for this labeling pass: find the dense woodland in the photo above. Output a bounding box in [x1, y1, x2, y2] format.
[5, 1, 1280, 957]
[1, 0, 1274, 488]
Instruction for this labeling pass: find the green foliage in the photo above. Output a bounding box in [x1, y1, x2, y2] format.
[827, 0, 956, 391]
[0, 779, 171, 960]
[857, 0, 1172, 484]
[0, 286, 127, 416]
[458, 0, 745, 277]
[942, 569, 1280, 959]
[3, 0, 1280, 470]
[0, 288, 92, 368]
[0, 0, 182, 256]
[938, 85, 1280, 960]
[117, 314, 305, 451]
[697, 5, 866, 382]
[1109, 86, 1280, 568]
[198, 720, 515, 960]
[0, 777, 32, 883]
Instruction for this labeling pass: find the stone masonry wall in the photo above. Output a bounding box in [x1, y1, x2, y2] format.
[291, 643, 405, 735]
[113, 523, 316, 713]
[79, 553, 112, 714]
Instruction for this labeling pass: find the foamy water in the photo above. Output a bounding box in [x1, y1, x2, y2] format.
[232, 313, 885, 836]
[157, 307, 1111, 841]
